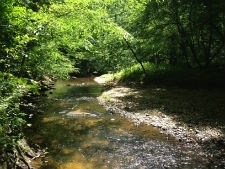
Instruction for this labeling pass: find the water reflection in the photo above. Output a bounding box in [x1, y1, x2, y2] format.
[26, 77, 208, 169]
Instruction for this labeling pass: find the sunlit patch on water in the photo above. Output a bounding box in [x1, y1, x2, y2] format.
[26, 77, 211, 169]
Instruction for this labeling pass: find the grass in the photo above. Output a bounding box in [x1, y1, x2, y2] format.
[102, 63, 225, 89]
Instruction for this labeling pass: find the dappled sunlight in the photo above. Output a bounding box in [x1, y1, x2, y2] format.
[37, 151, 101, 169]
[94, 76, 108, 84]
[99, 84, 225, 145]
[59, 152, 94, 169]
[195, 127, 225, 141]
[59, 162, 94, 169]
[66, 108, 90, 115]
[100, 86, 140, 100]
[81, 138, 109, 148]
[82, 118, 103, 128]
[62, 148, 74, 155]
[42, 116, 59, 123]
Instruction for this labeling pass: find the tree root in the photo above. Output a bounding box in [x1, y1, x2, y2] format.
[16, 145, 32, 169]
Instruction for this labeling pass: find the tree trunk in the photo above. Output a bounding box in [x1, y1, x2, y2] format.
[180, 42, 191, 68]
[171, 0, 202, 68]
[123, 38, 146, 75]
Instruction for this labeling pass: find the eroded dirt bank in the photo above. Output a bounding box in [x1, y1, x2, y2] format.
[96, 77, 225, 166]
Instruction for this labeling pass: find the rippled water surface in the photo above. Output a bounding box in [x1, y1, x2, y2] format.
[26, 77, 209, 169]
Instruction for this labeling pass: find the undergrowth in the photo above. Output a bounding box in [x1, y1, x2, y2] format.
[0, 73, 38, 168]
[103, 63, 225, 89]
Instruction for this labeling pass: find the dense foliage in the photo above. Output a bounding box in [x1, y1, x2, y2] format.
[134, 0, 225, 68]
[0, 0, 224, 167]
[0, 73, 37, 166]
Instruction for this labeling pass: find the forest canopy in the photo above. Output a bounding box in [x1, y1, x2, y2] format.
[1, 0, 224, 78]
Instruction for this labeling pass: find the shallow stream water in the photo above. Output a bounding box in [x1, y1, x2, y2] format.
[26, 77, 210, 169]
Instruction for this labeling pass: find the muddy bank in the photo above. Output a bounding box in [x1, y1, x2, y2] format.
[96, 78, 225, 165]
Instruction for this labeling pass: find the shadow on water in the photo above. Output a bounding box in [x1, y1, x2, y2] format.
[25, 77, 217, 169]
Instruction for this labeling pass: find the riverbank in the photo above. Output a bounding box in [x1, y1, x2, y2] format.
[0, 73, 54, 169]
[96, 76, 225, 165]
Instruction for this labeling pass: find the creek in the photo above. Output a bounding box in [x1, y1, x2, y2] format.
[26, 77, 209, 169]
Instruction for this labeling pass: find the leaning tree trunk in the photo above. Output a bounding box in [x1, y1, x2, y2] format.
[123, 38, 146, 75]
